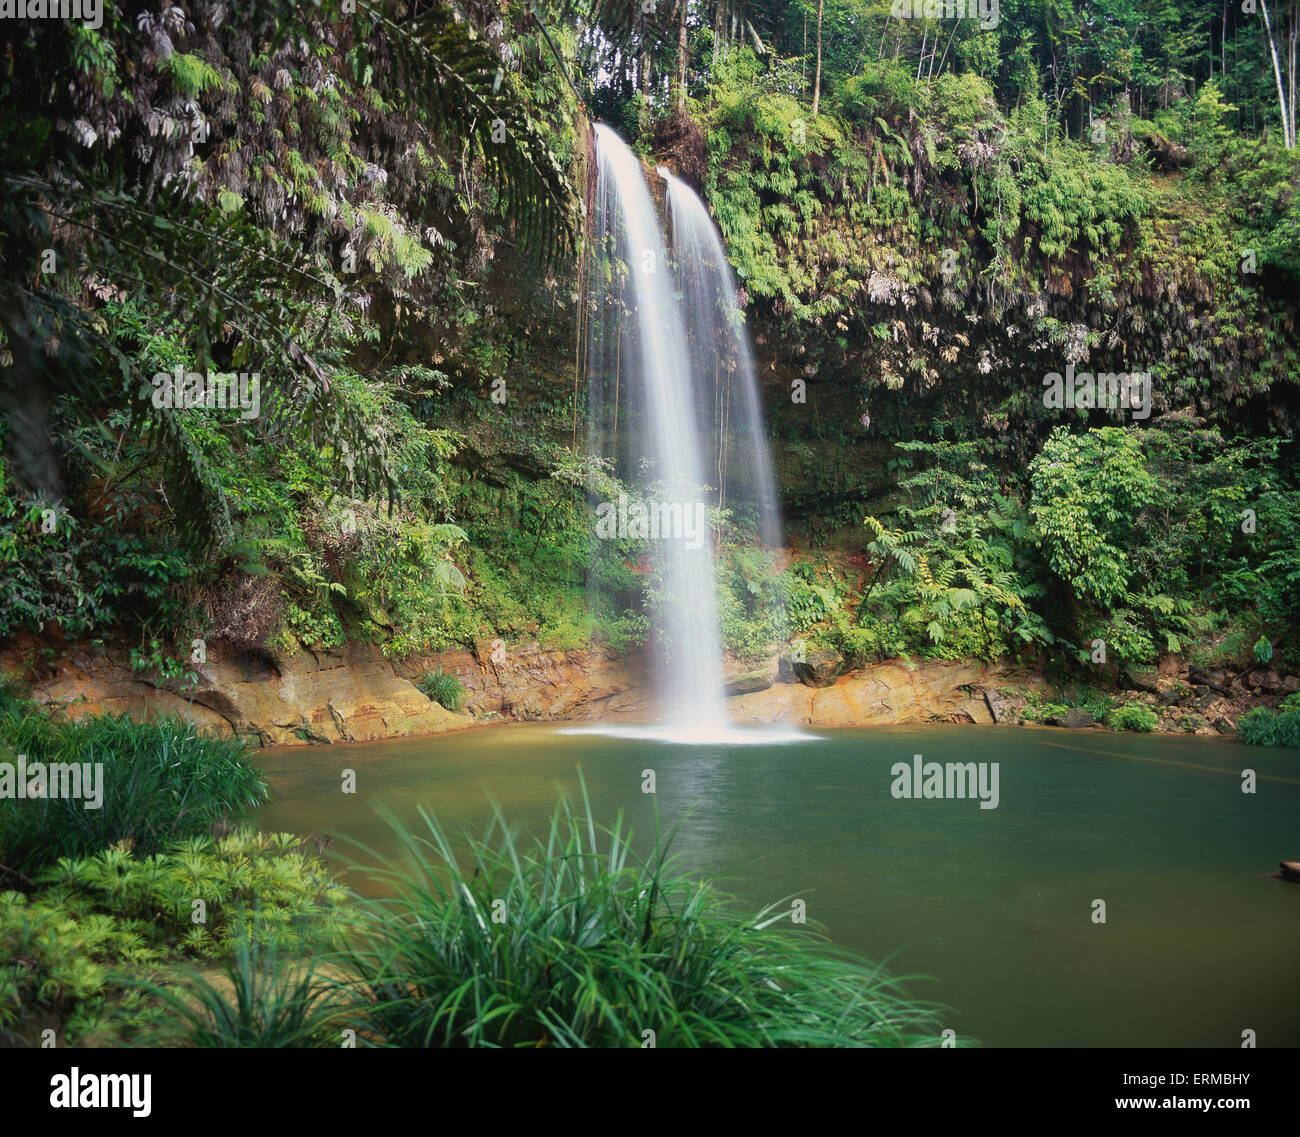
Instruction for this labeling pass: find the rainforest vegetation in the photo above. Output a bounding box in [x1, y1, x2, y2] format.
[0, 0, 1298, 1048]
[0, 0, 1297, 683]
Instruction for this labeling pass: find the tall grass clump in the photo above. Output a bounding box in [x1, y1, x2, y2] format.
[1237, 704, 1300, 748]
[0, 709, 269, 877]
[334, 784, 946, 1048]
[414, 669, 465, 712]
[137, 931, 347, 1048]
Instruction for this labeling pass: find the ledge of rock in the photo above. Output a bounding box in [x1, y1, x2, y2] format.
[9, 639, 653, 747]
[723, 655, 780, 696]
[398, 642, 652, 722]
[728, 660, 1042, 726]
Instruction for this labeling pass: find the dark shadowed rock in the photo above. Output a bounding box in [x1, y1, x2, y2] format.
[1047, 708, 1095, 728]
[777, 645, 843, 688]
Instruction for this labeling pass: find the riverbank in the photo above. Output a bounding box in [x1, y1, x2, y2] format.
[6, 638, 1293, 747]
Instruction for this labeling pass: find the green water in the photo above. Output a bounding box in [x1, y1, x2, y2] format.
[256, 723, 1300, 1048]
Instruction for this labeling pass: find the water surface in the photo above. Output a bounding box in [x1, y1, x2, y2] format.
[256, 723, 1300, 1048]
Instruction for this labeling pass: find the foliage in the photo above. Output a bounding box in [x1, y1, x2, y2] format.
[0, 0, 1296, 709]
[1106, 704, 1159, 733]
[0, 710, 269, 878]
[850, 441, 1049, 662]
[135, 931, 347, 1049]
[1019, 686, 1114, 725]
[0, 830, 343, 1043]
[715, 538, 791, 659]
[335, 787, 945, 1048]
[414, 669, 466, 713]
[1029, 428, 1161, 608]
[1237, 706, 1300, 748]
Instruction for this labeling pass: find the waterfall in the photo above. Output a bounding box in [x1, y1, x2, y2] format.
[587, 123, 729, 734]
[579, 125, 797, 743]
[663, 171, 783, 549]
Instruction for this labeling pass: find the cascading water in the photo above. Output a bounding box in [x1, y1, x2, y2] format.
[663, 171, 783, 550]
[578, 125, 802, 744]
[586, 123, 729, 735]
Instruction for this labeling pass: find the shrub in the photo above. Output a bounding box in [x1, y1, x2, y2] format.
[0, 710, 270, 877]
[1022, 700, 1068, 725]
[334, 786, 946, 1048]
[34, 830, 346, 956]
[1107, 704, 1158, 732]
[1, 830, 344, 1043]
[414, 670, 465, 713]
[1237, 707, 1300, 748]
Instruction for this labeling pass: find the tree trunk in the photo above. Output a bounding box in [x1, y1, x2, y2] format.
[1260, 0, 1294, 148]
[812, 0, 824, 116]
[675, 0, 688, 112]
[1284, 0, 1294, 146]
[855, 559, 894, 625]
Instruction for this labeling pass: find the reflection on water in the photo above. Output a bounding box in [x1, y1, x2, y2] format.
[557, 723, 818, 745]
[255, 723, 1300, 1048]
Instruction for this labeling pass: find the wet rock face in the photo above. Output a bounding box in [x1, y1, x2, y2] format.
[984, 688, 1029, 724]
[11, 641, 468, 747]
[11, 636, 1291, 746]
[399, 642, 651, 723]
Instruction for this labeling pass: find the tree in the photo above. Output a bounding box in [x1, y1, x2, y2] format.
[0, 2, 582, 550]
[1259, 0, 1296, 147]
[676, 0, 689, 111]
[812, 0, 825, 115]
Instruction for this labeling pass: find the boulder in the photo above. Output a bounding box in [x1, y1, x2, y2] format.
[1157, 678, 1191, 705]
[1123, 667, 1161, 693]
[723, 655, 779, 696]
[778, 645, 844, 688]
[985, 688, 1029, 724]
[730, 660, 1022, 726]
